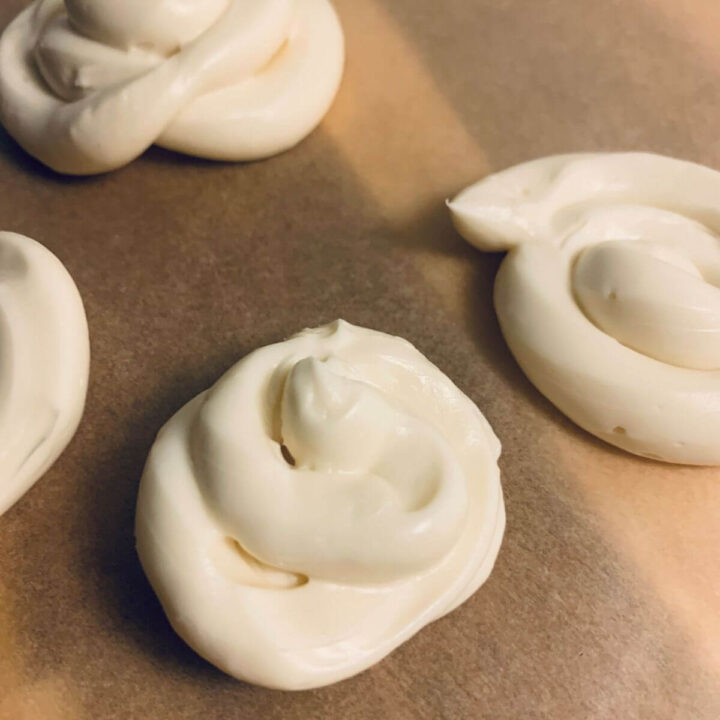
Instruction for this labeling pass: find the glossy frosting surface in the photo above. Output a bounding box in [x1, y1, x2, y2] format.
[135, 320, 505, 689]
[450, 152, 720, 464]
[0, 0, 345, 174]
[0, 231, 89, 516]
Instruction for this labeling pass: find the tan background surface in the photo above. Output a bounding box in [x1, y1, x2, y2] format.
[0, 0, 719, 717]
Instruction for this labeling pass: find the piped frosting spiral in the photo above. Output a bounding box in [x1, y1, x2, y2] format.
[136, 320, 505, 689]
[0, 0, 344, 174]
[450, 152, 720, 464]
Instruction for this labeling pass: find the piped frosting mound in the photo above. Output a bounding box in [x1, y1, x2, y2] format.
[450, 152, 720, 464]
[0, 0, 345, 174]
[135, 320, 504, 689]
[0, 231, 89, 516]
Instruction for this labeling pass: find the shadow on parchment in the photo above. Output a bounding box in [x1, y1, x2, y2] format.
[390, 199, 563, 416]
[394, 199, 649, 466]
[0, 126, 98, 187]
[81, 368, 246, 688]
[0, 125, 230, 184]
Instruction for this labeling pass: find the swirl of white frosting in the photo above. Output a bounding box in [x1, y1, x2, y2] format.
[0, 0, 344, 174]
[449, 152, 720, 465]
[135, 320, 504, 689]
[0, 231, 89, 516]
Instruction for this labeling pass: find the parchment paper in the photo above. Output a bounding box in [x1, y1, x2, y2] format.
[0, 1, 718, 717]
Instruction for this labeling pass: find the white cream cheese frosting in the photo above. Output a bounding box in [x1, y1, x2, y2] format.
[0, 0, 345, 174]
[135, 320, 505, 690]
[449, 152, 720, 465]
[0, 231, 89, 516]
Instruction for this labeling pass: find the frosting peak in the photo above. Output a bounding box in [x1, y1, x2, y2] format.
[281, 356, 396, 472]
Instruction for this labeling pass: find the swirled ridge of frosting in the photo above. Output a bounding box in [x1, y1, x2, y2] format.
[449, 152, 720, 464]
[0, 0, 344, 174]
[135, 320, 505, 689]
[0, 231, 89, 516]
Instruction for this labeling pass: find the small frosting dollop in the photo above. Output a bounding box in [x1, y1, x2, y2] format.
[0, 231, 89, 516]
[135, 320, 505, 689]
[0, 0, 344, 174]
[449, 152, 720, 464]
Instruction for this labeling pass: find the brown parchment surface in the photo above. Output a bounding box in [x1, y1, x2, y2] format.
[0, 1, 718, 718]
